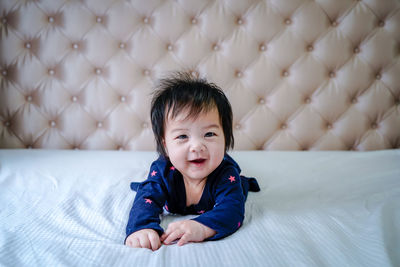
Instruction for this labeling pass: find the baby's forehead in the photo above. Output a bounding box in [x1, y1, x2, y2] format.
[165, 106, 221, 125]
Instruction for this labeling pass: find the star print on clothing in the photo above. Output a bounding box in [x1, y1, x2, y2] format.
[238, 222, 241, 228]
[145, 198, 152, 204]
[151, 170, 157, 177]
[198, 210, 205, 214]
[170, 166, 175, 170]
[228, 175, 236, 183]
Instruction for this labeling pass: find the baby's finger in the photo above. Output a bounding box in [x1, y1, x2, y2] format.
[161, 222, 177, 242]
[148, 233, 161, 251]
[129, 238, 141, 248]
[125, 238, 132, 247]
[139, 235, 151, 250]
[177, 233, 190, 246]
[160, 233, 167, 242]
[163, 229, 182, 245]
[126, 236, 140, 248]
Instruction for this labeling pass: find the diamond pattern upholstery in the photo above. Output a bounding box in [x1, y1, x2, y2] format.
[1, 0, 399, 150]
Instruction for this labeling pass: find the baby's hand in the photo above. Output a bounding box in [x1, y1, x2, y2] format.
[161, 220, 216, 246]
[125, 229, 161, 251]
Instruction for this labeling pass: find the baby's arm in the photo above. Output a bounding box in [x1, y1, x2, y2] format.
[125, 229, 161, 251]
[160, 220, 216, 246]
[192, 168, 245, 240]
[125, 161, 167, 249]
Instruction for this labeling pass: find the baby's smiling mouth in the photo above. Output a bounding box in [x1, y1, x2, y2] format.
[189, 158, 206, 164]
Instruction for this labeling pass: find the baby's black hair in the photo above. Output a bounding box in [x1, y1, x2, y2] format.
[150, 72, 234, 157]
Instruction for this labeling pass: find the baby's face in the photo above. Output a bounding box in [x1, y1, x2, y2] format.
[163, 108, 225, 182]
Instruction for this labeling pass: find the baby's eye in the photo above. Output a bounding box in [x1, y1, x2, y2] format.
[176, 134, 188, 140]
[205, 132, 216, 137]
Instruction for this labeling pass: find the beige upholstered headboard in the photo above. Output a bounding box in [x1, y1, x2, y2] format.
[1, 0, 399, 151]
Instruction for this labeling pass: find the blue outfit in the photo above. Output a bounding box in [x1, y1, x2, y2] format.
[125, 154, 260, 242]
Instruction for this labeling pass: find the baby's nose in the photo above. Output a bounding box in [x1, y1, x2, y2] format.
[190, 139, 205, 152]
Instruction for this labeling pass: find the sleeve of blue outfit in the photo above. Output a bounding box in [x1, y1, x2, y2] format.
[125, 163, 166, 242]
[192, 167, 245, 240]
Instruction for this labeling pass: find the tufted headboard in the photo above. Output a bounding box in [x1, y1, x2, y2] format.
[1, 0, 399, 151]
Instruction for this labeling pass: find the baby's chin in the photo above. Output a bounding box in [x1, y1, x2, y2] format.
[186, 163, 221, 179]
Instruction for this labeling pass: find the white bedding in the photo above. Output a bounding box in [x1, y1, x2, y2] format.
[0, 149, 399, 267]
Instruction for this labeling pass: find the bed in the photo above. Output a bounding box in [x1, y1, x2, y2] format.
[0, 149, 399, 266]
[1, 0, 400, 266]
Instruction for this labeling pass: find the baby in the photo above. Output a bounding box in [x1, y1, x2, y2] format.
[125, 72, 259, 250]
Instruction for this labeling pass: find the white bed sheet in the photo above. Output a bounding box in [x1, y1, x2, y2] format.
[0, 149, 399, 267]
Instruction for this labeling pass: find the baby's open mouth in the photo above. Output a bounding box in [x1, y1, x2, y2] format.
[190, 158, 206, 164]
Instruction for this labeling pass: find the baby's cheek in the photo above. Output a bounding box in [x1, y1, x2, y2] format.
[212, 145, 225, 163]
[166, 146, 184, 162]
[168, 154, 186, 172]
